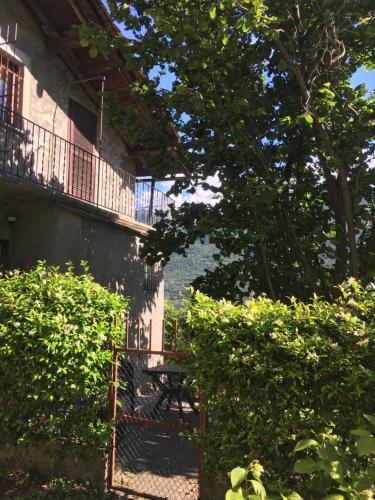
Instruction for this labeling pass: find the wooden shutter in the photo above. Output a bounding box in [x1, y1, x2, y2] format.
[68, 99, 97, 203]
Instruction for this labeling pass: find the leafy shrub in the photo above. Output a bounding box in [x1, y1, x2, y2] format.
[0, 262, 128, 448]
[164, 300, 190, 351]
[187, 280, 375, 477]
[225, 415, 375, 499]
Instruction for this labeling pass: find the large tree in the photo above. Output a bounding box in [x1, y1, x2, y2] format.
[83, 0, 375, 300]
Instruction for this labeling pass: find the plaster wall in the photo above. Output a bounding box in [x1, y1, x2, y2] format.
[0, 441, 107, 490]
[0, 206, 11, 241]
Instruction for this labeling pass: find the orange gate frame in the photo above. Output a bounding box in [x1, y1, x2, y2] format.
[108, 318, 207, 500]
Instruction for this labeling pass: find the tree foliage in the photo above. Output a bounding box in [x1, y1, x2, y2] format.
[0, 262, 128, 448]
[164, 241, 219, 305]
[83, 0, 374, 300]
[184, 280, 374, 478]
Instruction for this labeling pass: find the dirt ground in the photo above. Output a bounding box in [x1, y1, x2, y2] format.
[0, 470, 124, 499]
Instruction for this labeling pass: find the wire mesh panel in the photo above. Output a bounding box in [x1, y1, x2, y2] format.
[111, 348, 200, 499]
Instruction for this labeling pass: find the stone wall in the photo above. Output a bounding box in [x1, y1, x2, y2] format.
[0, 441, 107, 490]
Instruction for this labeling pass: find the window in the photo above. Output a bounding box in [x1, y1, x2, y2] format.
[143, 262, 161, 294]
[0, 53, 23, 122]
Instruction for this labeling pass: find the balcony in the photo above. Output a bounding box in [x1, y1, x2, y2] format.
[0, 106, 173, 227]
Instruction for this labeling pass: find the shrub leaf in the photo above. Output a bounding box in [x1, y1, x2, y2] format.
[357, 436, 375, 456]
[294, 439, 318, 452]
[230, 467, 247, 489]
[293, 459, 323, 474]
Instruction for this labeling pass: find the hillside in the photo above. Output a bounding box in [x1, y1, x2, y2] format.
[164, 242, 217, 304]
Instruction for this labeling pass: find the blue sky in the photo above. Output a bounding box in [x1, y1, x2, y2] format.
[151, 66, 375, 92]
[350, 67, 375, 91]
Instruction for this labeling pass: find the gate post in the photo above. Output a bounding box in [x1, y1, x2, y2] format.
[198, 394, 208, 499]
[107, 347, 119, 491]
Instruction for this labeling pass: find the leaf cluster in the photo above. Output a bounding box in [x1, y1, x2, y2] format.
[226, 418, 375, 499]
[84, 0, 375, 300]
[184, 279, 374, 478]
[0, 262, 128, 448]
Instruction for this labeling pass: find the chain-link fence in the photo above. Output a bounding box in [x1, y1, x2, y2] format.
[111, 350, 200, 499]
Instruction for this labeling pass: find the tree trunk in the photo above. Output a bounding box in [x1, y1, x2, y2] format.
[318, 155, 348, 286]
[273, 36, 359, 279]
[337, 166, 359, 278]
[332, 183, 348, 286]
[279, 205, 317, 292]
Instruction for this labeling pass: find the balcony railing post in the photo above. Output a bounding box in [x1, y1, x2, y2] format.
[148, 179, 155, 226]
[0, 105, 173, 224]
[96, 156, 100, 209]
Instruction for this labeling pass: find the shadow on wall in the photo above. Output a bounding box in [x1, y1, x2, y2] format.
[0, 107, 150, 222]
[0, 110, 136, 212]
[0, 181, 162, 353]
[0, 112, 160, 318]
[77, 216, 164, 347]
[0, 4, 140, 214]
[0, 114, 66, 193]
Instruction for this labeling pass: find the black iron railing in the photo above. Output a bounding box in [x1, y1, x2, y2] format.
[0, 106, 173, 225]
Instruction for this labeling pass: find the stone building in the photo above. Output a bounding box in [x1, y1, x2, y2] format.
[0, 0, 171, 341]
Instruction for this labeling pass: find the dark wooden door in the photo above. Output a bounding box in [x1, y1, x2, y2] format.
[68, 99, 97, 203]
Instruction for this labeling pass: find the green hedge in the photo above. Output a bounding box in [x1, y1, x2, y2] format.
[0, 262, 128, 448]
[187, 280, 375, 478]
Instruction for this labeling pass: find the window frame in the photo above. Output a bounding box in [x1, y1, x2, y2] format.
[143, 262, 162, 294]
[0, 51, 23, 121]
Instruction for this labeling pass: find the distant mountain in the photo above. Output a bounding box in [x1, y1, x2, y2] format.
[164, 242, 217, 304]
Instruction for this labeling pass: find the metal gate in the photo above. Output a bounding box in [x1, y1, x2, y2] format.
[108, 319, 206, 499]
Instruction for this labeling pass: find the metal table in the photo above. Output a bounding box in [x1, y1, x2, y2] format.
[143, 364, 198, 421]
